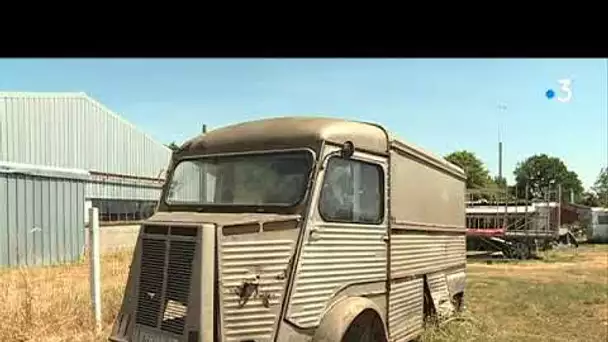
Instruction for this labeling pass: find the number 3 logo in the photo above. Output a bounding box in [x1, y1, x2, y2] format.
[557, 79, 573, 103]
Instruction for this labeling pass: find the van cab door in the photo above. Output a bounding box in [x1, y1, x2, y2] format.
[284, 145, 389, 330]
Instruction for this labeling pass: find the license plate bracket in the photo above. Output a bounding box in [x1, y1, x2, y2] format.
[136, 326, 179, 342]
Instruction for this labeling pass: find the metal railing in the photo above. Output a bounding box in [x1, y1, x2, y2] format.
[465, 184, 563, 237]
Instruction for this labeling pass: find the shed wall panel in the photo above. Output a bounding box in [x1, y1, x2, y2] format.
[86, 181, 162, 201]
[0, 171, 86, 267]
[0, 93, 172, 201]
[0, 175, 7, 265]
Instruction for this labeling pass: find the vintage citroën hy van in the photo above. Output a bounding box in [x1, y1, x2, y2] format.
[109, 117, 467, 342]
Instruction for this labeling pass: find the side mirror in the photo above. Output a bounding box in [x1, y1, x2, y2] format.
[341, 141, 355, 159]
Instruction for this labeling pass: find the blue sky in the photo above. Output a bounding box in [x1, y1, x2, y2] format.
[0, 58, 606, 189]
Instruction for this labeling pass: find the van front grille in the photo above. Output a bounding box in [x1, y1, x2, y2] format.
[136, 239, 166, 327]
[161, 240, 196, 334]
[135, 225, 197, 336]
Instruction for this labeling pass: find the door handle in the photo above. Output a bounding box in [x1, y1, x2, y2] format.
[308, 227, 321, 242]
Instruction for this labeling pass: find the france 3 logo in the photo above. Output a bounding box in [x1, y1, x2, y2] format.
[545, 79, 573, 103]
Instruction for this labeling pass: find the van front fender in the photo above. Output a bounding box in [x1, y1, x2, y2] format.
[312, 296, 388, 342]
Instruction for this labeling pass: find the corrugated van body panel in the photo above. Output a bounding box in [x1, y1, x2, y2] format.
[426, 272, 450, 309]
[286, 149, 389, 329]
[390, 232, 466, 279]
[388, 278, 424, 342]
[220, 229, 299, 342]
[388, 147, 466, 277]
[387, 146, 466, 341]
[287, 222, 387, 328]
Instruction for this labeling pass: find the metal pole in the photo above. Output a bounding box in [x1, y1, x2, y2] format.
[545, 188, 550, 233]
[498, 141, 503, 181]
[514, 185, 519, 231]
[200, 123, 208, 201]
[570, 190, 574, 204]
[503, 186, 507, 230]
[497, 103, 507, 181]
[89, 207, 102, 333]
[525, 183, 529, 231]
[558, 184, 562, 230]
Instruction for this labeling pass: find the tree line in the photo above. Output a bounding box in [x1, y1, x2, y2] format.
[445, 150, 608, 207]
[165, 141, 608, 208]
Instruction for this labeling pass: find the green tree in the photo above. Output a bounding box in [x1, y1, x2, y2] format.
[513, 154, 584, 201]
[166, 142, 180, 151]
[493, 176, 507, 189]
[580, 191, 601, 207]
[445, 151, 492, 189]
[591, 168, 608, 207]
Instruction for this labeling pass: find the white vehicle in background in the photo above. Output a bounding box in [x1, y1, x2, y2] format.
[587, 207, 608, 243]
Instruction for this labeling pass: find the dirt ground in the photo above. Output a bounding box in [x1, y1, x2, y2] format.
[0, 243, 606, 342]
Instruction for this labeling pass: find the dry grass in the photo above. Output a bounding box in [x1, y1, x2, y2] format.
[0, 250, 133, 342]
[422, 244, 608, 342]
[0, 244, 606, 342]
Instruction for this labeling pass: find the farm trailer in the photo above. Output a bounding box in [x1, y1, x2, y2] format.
[464, 187, 578, 259]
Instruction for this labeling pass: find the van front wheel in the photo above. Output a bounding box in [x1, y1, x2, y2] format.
[340, 309, 387, 342]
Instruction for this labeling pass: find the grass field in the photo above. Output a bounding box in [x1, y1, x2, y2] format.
[422, 244, 608, 342]
[0, 244, 606, 342]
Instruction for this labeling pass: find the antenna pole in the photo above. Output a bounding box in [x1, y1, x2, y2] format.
[497, 103, 507, 181]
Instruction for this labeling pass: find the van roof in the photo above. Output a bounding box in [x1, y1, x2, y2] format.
[179, 116, 464, 177]
[181, 116, 386, 154]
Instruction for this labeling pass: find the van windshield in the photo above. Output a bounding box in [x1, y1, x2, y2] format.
[165, 151, 314, 208]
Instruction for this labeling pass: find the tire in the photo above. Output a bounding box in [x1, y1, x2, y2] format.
[341, 309, 387, 342]
[512, 241, 531, 259]
[504, 241, 531, 260]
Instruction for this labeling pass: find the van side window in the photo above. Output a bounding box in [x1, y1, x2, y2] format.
[319, 157, 384, 224]
[598, 214, 608, 225]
